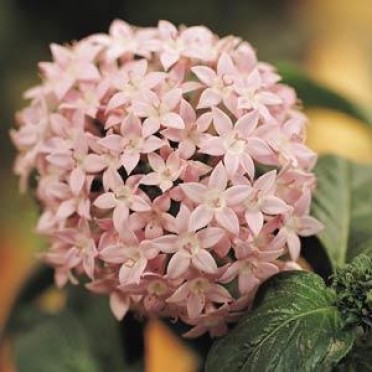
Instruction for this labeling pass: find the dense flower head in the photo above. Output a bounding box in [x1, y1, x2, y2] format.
[11, 19, 323, 337]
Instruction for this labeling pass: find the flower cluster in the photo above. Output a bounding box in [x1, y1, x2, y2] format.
[11, 20, 323, 337]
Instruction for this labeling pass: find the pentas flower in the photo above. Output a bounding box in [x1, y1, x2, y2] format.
[11, 19, 322, 338]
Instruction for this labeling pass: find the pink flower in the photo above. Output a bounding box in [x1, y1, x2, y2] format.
[99, 229, 158, 286]
[45, 219, 98, 280]
[107, 59, 165, 110]
[192, 53, 236, 110]
[279, 191, 323, 260]
[234, 68, 282, 121]
[180, 162, 250, 234]
[12, 19, 323, 337]
[220, 235, 284, 294]
[200, 107, 274, 178]
[93, 171, 151, 232]
[152, 205, 225, 278]
[140, 152, 184, 192]
[39, 41, 101, 99]
[167, 277, 231, 319]
[129, 193, 176, 239]
[133, 89, 184, 136]
[99, 114, 165, 174]
[162, 99, 212, 159]
[238, 170, 289, 235]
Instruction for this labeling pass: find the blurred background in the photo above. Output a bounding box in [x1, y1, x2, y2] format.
[1, 0, 372, 371]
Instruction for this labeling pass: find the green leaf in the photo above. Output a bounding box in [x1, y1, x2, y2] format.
[278, 63, 372, 125]
[13, 310, 99, 372]
[206, 271, 355, 372]
[66, 286, 130, 371]
[351, 331, 372, 371]
[312, 155, 372, 267]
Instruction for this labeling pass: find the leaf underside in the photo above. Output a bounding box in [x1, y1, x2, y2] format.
[312, 155, 372, 267]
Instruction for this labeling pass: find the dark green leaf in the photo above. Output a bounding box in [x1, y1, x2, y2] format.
[66, 286, 128, 372]
[312, 155, 372, 267]
[278, 63, 372, 125]
[13, 310, 99, 372]
[351, 330, 372, 371]
[206, 271, 354, 372]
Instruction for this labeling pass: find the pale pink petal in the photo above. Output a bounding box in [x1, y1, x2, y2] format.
[83, 154, 107, 173]
[82, 253, 95, 279]
[163, 88, 182, 110]
[121, 113, 142, 136]
[161, 112, 185, 129]
[100, 244, 127, 263]
[121, 152, 140, 175]
[224, 152, 240, 177]
[113, 204, 130, 232]
[180, 183, 206, 203]
[245, 209, 264, 235]
[147, 152, 165, 172]
[110, 292, 130, 321]
[259, 91, 282, 105]
[199, 137, 225, 156]
[197, 88, 221, 108]
[179, 140, 196, 159]
[212, 107, 233, 135]
[238, 271, 259, 294]
[191, 66, 216, 86]
[94, 192, 117, 209]
[192, 250, 218, 274]
[69, 167, 85, 195]
[217, 53, 235, 75]
[296, 216, 324, 236]
[235, 110, 259, 136]
[140, 173, 160, 186]
[160, 51, 180, 70]
[180, 99, 196, 123]
[207, 284, 232, 303]
[56, 199, 76, 220]
[240, 152, 255, 179]
[107, 92, 128, 110]
[131, 195, 151, 212]
[219, 261, 240, 283]
[261, 196, 288, 215]
[99, 134, 123, 152]
[175, 204, 191, 232]
[208, 162, 227, 191]
[119, 258, 147, 285]
[255, 170, 276, 194]
[189, 205, 214, 231]
[187, 294, 204, 319]
[256, 262, 279, 279]
[167, 252, 191, 278]
[286, 231, 301, 260]
[247, 138, 274, 161]
[142, 136, 164, 153]
[152, 235, 179, 253]
[197, 227, 225, 248]
[133, 101, 153, 117]
[225, 185, 251, 206]
[215, 208, 239, 235]
[142, 117, 161, 137]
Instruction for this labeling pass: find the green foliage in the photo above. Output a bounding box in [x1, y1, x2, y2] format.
[332, 255, 372, 331]
[10, 287, 138, 372]
[206, 271, 355, 372]
[278, 63, 372, 125]
[13, 310, 99, 372]
[312, 155, 372, 267]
